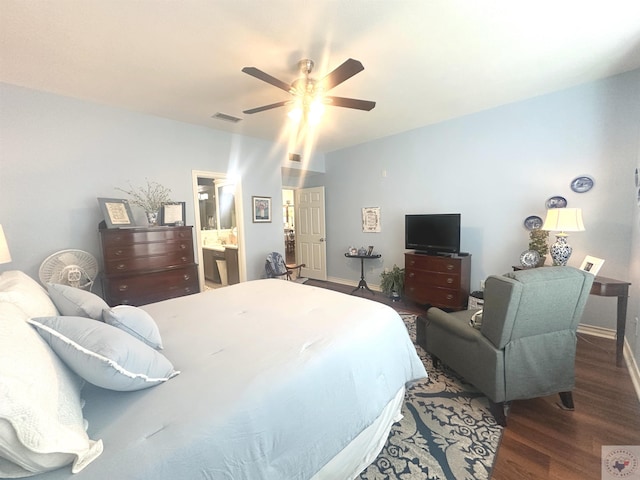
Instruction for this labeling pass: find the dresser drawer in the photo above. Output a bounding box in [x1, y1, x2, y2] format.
[101, 227, 193, 248]
[103, 250, 194, 274]
[404, 253, 462, 273]
[104, 239, 192, 261]
[404, 284, 463, 309]
[405, 268, 460, 289]
[104, 266, 199, 306]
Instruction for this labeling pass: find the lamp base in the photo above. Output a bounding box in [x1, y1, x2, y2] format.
[550, 234, 572, 266]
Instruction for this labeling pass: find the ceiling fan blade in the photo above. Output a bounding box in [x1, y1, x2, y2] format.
[242, 67, 292, 93]
[319, 58, 365, 91]
[243, 101, 290, 115]
[325, 96, 376, 111]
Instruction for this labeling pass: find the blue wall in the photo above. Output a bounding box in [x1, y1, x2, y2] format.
[323, 69, 640, 363]
[1, 69, 639, 367]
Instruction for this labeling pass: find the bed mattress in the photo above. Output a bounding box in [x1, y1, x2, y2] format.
[36, 280, 426, 479]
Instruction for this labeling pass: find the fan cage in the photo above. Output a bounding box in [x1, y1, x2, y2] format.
[39, 249, 99, 291]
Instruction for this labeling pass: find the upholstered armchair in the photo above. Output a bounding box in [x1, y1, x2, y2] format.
[417, 266, 594, 426]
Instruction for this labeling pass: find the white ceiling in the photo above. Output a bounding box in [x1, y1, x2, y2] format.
[2, 1, 640, 153]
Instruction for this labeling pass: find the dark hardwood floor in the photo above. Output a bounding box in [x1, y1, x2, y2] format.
[305, 279, 640, 480]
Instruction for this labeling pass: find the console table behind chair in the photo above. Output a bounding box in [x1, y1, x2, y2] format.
[590, 276, 631, 367]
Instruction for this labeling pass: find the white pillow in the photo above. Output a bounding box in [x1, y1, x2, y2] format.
[103, 305, 163, 349]
[0, 303, 103, 477]
[29, 316, 179, 392]
[47, 283, 109, 321]
[0, 270, 57, 318]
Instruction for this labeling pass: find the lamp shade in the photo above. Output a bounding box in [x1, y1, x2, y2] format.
[0, 225, 11, 264]
[541, 208, 585, 233]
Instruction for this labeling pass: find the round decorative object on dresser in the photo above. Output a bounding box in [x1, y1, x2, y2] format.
[519, 250, 540, 268]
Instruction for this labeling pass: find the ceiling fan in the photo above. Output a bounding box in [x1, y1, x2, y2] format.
[241, 58, 376, 120]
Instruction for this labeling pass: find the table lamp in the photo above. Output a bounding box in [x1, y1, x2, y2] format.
[541, 208, 585, 266]
[0, 225, 12, 264]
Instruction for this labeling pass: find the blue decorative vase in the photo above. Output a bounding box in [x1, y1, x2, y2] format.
[550, 234, 572, 266]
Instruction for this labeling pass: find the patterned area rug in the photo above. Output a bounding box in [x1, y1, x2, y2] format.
[358, 314, 504, 480]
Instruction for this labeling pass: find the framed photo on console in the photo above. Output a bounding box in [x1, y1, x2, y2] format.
[98, 198, 135, 228]
[159, 202, 186, 226]
[579, 255, 604, 276]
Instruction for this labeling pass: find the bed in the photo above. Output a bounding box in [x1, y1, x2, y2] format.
[0, 271, 427, 479]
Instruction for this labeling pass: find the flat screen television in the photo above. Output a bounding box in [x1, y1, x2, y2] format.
[405, 213, 461, 255]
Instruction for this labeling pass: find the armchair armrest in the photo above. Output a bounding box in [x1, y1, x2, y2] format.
[425, 307, 482, 342]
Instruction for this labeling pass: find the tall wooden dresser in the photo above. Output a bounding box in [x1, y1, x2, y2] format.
[99, 225, 199, 306]
[404, 252, 471, 311]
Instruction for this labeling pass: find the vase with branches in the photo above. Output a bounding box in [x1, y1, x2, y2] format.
[116, 179, 172, 226]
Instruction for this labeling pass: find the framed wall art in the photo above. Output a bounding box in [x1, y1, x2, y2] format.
[362, 207, 381, 233]
[98, 198, 135, 229]
[159, 202, 186, 226]
[252, 196, 272, 223]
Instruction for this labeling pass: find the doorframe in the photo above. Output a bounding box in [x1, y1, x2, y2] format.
[191, 170, 246, 291]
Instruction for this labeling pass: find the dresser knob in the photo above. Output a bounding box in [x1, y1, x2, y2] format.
[446, 294, 453, 300]
[118, 284, 128, 292]
[115, 250, 124, 256]
[180, 244, 187, 249]
[446, 264, 454, 270]
[183, 274, 191, 281]
[447, 278, 453, 284]
[181, 256, 188, 263]
[116, 264, 126, 270]
[409, 272, 415, 278]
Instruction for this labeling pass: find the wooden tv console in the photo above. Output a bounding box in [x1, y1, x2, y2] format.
[404, 252, 471, 311]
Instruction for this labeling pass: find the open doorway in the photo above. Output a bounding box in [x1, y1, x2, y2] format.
[192, 171, 244, 292]
[281, 186, 327, 281]
[282, 189, 296, 265]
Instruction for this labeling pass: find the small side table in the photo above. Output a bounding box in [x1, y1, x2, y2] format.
[345, 253, 381, 294]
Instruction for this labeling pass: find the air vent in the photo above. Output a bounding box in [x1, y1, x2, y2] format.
[289, 153, 301, 162]
[211, 112, 242, 123]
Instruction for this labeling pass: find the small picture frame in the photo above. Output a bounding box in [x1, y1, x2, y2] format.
[367, 245, 374, 256]
[579, 255, 605, 276]
[252, 196, 272, 223]
[98, 198, 135, 229]
[362, 207, 381, 232]
[159, 202, 186, 226]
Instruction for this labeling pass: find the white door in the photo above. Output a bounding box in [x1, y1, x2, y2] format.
[296, 186, 327, 280]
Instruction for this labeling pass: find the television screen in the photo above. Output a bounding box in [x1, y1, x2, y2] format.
[405, 214, 461, 255]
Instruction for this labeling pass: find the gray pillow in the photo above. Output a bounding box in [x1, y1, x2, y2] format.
[103, 305, 163, 349]
[47, 284, 109, 321]
[28, 316, 179, 391]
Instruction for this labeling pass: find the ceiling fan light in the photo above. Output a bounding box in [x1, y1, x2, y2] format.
[308, 101, 325, 125]
[288, 107, 303, 123]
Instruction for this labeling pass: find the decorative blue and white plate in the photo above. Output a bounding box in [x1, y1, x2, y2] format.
[524, 215, 543, 230]
[546, 196, 567, 209]
[520, 250, 540, 268]
[570, 175, 594, 193]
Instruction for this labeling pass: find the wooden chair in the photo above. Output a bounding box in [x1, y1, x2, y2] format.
[265, 252, 305, 281]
